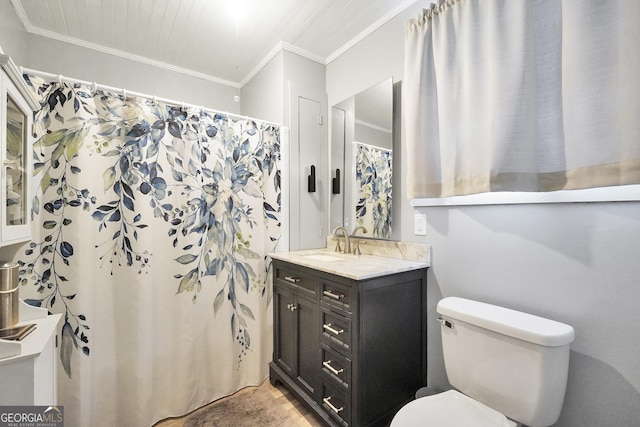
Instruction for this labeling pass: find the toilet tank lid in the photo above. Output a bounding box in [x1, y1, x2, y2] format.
[437, 297, 575, 347]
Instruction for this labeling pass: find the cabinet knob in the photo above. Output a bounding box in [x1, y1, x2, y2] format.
[287, 303, 298, 311]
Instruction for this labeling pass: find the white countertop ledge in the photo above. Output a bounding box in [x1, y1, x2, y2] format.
[269, 249, 429, 280]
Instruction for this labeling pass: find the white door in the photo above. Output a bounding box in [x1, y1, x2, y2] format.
[291, 95, 326, 250]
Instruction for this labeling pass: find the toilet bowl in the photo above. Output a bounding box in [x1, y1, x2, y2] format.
[390, 390, 519, 427]
[389, 297, 575, 427]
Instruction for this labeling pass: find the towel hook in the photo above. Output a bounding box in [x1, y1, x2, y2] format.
[308, 165, 316, 193]
[332, 168, 341, 194]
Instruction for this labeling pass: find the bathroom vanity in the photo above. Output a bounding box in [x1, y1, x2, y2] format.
[269, 249, 429, 427]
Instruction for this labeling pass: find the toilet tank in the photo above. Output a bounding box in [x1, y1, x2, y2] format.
[437, 297, 575, 427]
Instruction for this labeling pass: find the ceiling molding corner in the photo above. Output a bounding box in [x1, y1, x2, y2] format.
[239, 41, 326, 88]
[280, 42, 326, 65]
[239, 41, 285, 88]
[326, 0, 418, 64]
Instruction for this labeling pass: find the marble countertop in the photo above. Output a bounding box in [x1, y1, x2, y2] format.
[269, 248, 429, 280]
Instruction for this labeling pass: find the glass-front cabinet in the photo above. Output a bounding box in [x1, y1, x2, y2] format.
[0, 54, 39, 247]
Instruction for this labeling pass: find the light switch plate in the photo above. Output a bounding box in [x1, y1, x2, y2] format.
[414, 213, 427, 236]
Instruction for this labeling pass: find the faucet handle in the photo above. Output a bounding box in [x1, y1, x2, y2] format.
[334, 238, 342, 252]
[353, 240, 366, 255]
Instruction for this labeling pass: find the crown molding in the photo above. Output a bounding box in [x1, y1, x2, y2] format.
[326, 0, 417, 64]
[11, 0, 417, 89]
[281, 41, 326, 65]
[239, 41, 325, 88]
[238, 42, 284, 88]
[11, 0, 237, 88]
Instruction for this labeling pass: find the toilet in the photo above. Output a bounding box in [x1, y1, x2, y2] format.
[391, 297, 575, 427]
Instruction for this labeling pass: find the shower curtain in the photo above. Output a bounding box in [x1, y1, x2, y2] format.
[15, 75, 281, 426]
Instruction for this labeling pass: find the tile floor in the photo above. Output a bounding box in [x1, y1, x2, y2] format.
[154, 380, 324, 427]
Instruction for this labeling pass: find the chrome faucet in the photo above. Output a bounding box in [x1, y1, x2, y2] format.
[331, 226, 351, 254]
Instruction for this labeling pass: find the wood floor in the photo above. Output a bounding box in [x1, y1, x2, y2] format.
[154, 380, 325, 427]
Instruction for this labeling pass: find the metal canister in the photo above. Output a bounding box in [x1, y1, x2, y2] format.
[0, 261, 19, 329]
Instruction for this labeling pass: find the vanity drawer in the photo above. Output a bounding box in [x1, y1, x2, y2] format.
[275, 265, 317, 296]
[321, 344, 351, 389]
[322, 380, 351, 426]
[321, 308, 352, 355]
[321, 279, 352, 314]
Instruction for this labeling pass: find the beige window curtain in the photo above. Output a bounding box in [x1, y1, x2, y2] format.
[404, 0, 640, 199]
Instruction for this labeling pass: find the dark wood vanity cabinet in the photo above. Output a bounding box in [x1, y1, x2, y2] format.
[270, 259, 428, 427]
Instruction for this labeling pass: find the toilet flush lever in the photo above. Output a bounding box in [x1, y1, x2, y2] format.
[438, 317, 453, 328]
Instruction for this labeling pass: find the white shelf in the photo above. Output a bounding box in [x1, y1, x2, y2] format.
[0, 300, 61, 361]
[0, 300, 61, 405]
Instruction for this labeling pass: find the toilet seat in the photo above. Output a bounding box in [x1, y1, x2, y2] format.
[390, 390, 516, 427]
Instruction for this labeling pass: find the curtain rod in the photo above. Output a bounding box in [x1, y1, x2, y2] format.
[20, 67, 283, 129]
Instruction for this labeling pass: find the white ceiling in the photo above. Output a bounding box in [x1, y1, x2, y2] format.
[11, 0, 417, 87]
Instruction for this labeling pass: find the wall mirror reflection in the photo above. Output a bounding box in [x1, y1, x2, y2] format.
[330, 77, 396, 240]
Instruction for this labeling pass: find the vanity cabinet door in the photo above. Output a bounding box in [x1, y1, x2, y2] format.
[273, 284, 296, 377]
[273, 281, 320, 400]
[296, 294, 320, 398]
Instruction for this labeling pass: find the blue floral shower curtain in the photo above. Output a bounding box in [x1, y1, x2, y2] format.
[15, 75, 281, 426]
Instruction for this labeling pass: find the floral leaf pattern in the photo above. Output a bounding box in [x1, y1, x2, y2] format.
[18, 75, 281, 377]
[355, 143, 392, 239]
[18, 78, 98, 378]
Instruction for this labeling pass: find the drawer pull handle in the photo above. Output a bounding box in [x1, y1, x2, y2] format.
[323, 396, 344, 414]
[287, 303, 298, 311]
[323, 323, 344, 335]
[284, 276, 300, 284]
[323, 360, 344, 376]
[323, 290, 344, 300]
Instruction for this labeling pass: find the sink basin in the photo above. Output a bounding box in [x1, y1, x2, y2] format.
[301, 254, 343, 262]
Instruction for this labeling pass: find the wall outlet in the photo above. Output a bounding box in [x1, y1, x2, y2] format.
[414, 213, 427, 236]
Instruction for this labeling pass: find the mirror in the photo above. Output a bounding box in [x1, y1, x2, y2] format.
[330, 78, 395, 239]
